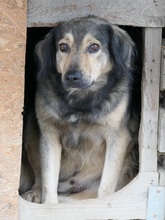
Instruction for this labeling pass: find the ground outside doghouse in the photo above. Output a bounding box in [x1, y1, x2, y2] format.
[0, 0, 165, 219]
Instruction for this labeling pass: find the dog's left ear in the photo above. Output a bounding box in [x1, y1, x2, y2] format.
[108, 25, 135, 72]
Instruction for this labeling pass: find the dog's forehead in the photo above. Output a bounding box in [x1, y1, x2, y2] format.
[57, 17, 110, 43]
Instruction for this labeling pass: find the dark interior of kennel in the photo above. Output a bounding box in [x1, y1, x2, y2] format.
[21, 26, 144, 190]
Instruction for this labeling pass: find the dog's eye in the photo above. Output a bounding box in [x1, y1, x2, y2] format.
[88, 44, 100, 53]
[59, 43, 69, 53]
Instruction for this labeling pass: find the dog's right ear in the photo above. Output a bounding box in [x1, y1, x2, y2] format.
[35, 27, 58, 82]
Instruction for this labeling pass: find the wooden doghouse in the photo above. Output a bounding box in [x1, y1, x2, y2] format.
[0, 0, 165, 219]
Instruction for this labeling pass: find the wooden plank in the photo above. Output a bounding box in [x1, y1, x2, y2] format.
[146, 186, 165, 220]
[27, 0, 165, 27]
[160, 39, 165, 90]
[0, 0, 26, 220]
[19, 172, 158, 220]
[158, 107, 165, 152]
[139, 28, 162, 172]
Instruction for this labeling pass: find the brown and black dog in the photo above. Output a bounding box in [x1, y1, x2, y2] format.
[20, 16, 139, 204]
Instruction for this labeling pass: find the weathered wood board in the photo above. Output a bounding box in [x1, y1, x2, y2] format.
[19, 172, 158, 220]
[158, 108, 165, 153]
[0, 0, 26, 219]
[27, 0, 165, 27]
[139, 28, 162, 172]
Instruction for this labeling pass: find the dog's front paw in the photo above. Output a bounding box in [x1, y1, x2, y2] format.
[21, 188, 42, 203]
[41, 191, 58, 204]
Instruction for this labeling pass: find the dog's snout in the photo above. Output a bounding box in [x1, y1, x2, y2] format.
[64, 71, 83, 88]
[64, 71, 92, 89]
[66, 71, 82, 83]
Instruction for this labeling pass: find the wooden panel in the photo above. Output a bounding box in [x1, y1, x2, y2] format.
[158, 41, 165, 152]
[27, 0, 165, 27]
[0, 1, 27, 219]
[19, 172, 158, 220]
[160, 39, 165, 90]
[139, 28, 162, 172]
[146, 186, 165, 220]
[158, 108, 165, 152]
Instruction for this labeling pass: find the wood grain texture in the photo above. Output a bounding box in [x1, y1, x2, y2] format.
[158, 108, 165, 152]
[19, 172, 158, 220]
[27, 0, 165, 27]
[139, 28, 162, 172]
[0, 0, 26, 219]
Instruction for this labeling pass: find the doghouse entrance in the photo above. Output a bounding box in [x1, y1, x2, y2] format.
[20, 25, 143, 197]
[19, 23, 165, 220]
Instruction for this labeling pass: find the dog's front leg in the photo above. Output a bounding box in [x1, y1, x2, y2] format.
[40, 130, 62, 204]
[98, 128, 131, 198]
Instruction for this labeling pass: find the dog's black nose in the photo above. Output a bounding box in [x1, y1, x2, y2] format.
[65, 71, 82, 86]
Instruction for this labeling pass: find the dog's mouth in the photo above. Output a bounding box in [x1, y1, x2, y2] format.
[63, 80, 93, 90]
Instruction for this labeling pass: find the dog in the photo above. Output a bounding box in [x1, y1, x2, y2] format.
[19, 16, 139, 204]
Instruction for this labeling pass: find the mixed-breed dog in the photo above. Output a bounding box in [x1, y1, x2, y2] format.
[19, 16, 142, 204]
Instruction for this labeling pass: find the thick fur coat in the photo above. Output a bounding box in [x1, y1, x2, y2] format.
[20, 16, 139, 203]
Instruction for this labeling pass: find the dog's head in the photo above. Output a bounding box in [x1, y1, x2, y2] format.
[36, 16, 135, 94]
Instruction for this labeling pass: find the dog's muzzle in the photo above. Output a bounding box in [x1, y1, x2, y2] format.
[64, 71, 91, 89]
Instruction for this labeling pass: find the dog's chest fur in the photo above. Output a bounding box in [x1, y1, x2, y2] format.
[55, 115, 107, 185]
[59, 117, 104, 148]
